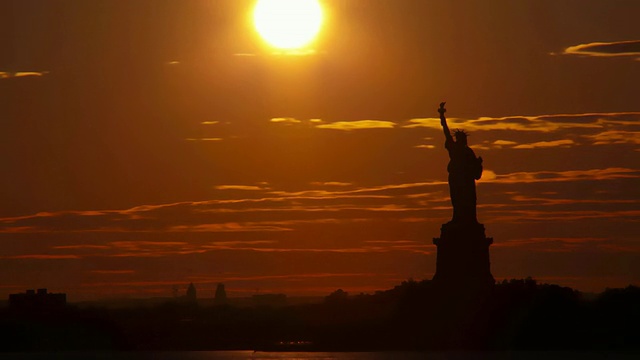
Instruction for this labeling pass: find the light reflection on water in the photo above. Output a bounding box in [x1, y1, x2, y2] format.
[4, 351, 640, 360]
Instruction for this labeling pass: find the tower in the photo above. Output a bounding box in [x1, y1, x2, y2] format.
[214, 283, 227, 305]
[186, 282, 197, 302]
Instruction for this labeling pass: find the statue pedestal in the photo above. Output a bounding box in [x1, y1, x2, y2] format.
[432, 221, 495, 290]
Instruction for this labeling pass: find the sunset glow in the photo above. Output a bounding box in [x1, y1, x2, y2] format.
[2, 0, 639, 301]
[253, 0, 323, 50]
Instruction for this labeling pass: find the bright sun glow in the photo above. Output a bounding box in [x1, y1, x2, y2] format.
[253, 0, 324, 50]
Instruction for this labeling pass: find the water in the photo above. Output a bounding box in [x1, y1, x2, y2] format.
[3, 351, 639, 360]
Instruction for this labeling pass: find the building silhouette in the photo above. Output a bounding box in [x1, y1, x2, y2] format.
[186, 283, 197, 303]
[214, 283, 227, 305]
[9, 289, 66, 310]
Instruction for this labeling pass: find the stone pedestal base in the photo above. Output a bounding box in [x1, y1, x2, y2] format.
[432, 221, 495, 289]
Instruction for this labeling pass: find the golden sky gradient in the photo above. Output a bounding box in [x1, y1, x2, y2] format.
[1, 0, 639, 300]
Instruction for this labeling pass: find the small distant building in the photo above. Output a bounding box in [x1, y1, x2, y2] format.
[214, 283, 227, 305]
[9, 289, 66, 310]
[186, 283, 197, 302]
[252, 293, 287, 307]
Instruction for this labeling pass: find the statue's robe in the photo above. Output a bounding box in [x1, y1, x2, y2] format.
[445, 138, 483, 223]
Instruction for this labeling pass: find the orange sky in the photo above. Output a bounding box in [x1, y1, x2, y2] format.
[1, 0, 639, 300]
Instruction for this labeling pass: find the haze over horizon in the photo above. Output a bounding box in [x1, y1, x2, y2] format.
[1, 0, 639, 301]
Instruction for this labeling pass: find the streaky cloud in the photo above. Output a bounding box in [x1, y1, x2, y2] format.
[485, 209, 640, 223]
[510, 195, 639, 206]
[1, 254, 80, 260]
[512, 139, 576, 149]
[90, 270, 135, 275]
[184, 137, 222, 141]
[316, 120, 396, 131]
[493, 140, 518, 146]
[168, 223, 292, 233]
[585, 130, 640, 146]
[1, 168, 636, 235]
[215, 185, 267, 191]
[406, 112, 640, 132]
[484, 167, 640, 184]
[0, 71, 49, 79]
[493, 237, 635, 254]
[310, 181, 353, 187]
[54, 245, 110, 250]
[270, 117, 303, 124]
[563, 40, 640, 57]
[496, 237, 607, 247]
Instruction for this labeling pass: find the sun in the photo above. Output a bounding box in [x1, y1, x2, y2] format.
[253, 0, 324, 50]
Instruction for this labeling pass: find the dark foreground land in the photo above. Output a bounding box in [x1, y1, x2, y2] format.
[1, 279, 638, 352]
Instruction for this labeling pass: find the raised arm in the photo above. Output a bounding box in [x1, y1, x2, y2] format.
[439, 102, 453, 143]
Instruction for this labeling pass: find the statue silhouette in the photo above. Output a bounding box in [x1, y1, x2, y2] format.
[438, 102, 483, 223]
[432, 103, 494, 290]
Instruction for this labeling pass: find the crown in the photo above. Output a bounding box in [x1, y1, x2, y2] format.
[453, 129, 469, 138]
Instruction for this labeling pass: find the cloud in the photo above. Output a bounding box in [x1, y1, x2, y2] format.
[414, 144, 436, 149]
[90, 270, 135, 275]
[34, 237, 432, 259]
[0, 71, 49, 79]
[496, 237, 607, 247]
[167, 222, 292, 233]
[316, 120, 396, 131]
[270, 117, 302, 124]
[267, 181, 447, 200]
[215, 185, 266, 191]
[470, 144, 491, 150]
[512, 139, 576, 149]
[111, 241, 189, 248]
[485, 210, 640, 223]
[46, 240, 298, 259]
[0, 194, 405, 233]
[268, 168, 638, 196]
[310, 181, 352, 187]
[478, 169, 498, 182]
[362, 240, 433, 254]
[103, 241, 211, 257]
[53, 245, 110, 250]
[405, 112, 640, 133]
[493, 140, 518, 146]
[474, 139, 578, 150]
[1, 254, 80, 260]
[508, 194, 638, 207]
[478, 167, 640, 185]
[201, 121, 219, 125]
[0, 166, 636, 237]
[184, 138, 222, 141]
[492, 237, 639, 253]
[584, 130, 640, 145]
[596, 243, 640, 253]
[563, 40, 640, 58]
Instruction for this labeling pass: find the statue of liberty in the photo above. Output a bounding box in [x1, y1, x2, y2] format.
[438, 102, 483, 223]
[432, 103, 494, 288]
